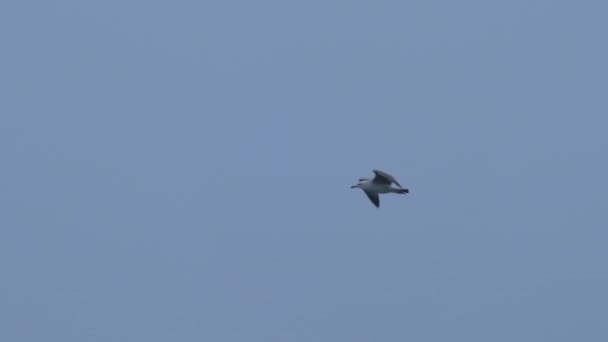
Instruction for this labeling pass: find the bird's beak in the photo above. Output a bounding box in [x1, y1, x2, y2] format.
[350, 185, 358, 189]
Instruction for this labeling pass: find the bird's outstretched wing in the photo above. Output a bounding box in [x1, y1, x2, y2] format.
[364, 190, 380, 208]
[372, 169, 402, 188]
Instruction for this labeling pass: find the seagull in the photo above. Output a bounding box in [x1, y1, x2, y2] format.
[350, 169, 409, 208]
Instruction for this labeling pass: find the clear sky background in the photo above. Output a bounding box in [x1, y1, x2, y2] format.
[1, 1, 607, 341]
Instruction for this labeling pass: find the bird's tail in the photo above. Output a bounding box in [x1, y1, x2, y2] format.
[393, 188, 409, 194]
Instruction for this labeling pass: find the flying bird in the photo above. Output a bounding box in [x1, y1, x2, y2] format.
[351, 169, 409, 208]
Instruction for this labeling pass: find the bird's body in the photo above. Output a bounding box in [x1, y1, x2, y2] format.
[351, 169, 409, 208]
[356, 179, 397, 194]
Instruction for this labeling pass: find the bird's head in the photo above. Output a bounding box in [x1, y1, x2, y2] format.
[350, 178, 368, 189]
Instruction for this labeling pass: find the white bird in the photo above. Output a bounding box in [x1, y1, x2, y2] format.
[351, 169, 409, 208]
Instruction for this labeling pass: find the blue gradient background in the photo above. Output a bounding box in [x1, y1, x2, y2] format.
[1, 1, 607, 341]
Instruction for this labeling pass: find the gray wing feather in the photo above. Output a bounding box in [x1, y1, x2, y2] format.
[372, 169, 403, 188]
[364, 190, 380, 208]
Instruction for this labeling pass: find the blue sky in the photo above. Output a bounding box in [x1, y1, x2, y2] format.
[1, 1, 607, 341]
